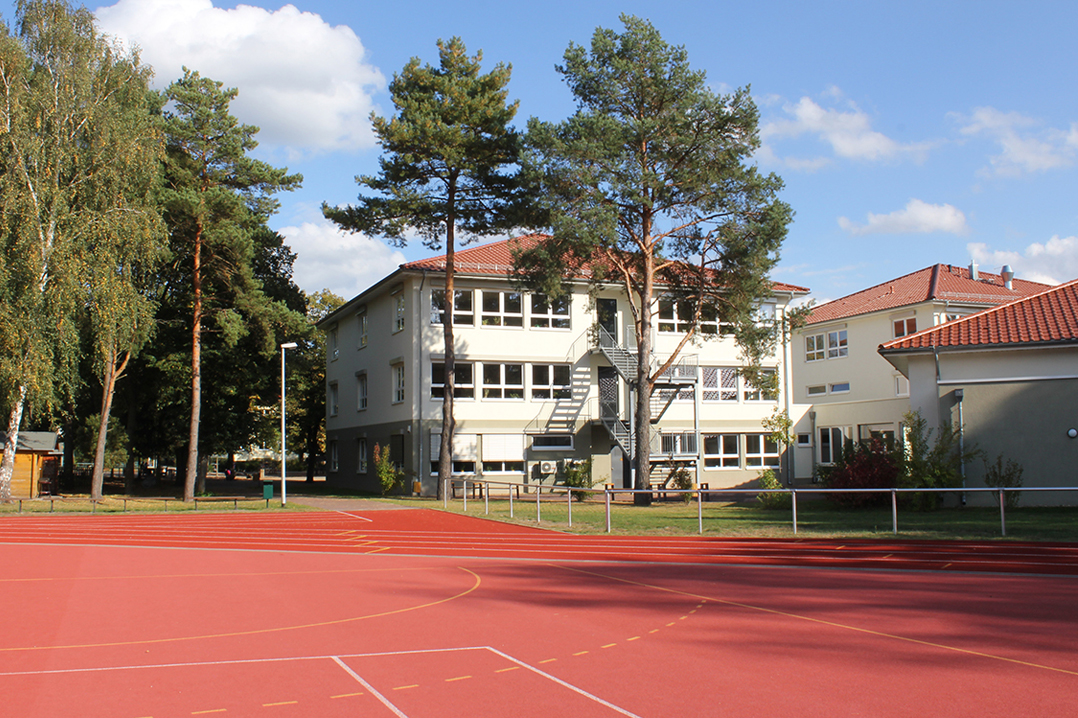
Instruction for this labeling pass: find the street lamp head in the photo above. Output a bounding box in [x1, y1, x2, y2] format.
[280, 342, 298, 349]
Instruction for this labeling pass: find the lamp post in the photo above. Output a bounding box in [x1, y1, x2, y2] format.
[280, 342, 298, 505]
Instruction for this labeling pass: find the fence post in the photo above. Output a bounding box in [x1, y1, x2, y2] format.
[443, 479, 448, 510]
[485, 481, 489, 515]
[509, 484, 514, 518]
[697, 488, 703, 534]
[791, 488, 798, 535]
[1000, 488, 1007, 536]
[567, 489, 572, 528]
[536, 484, 541, 523]
[891, 489, 898, 534]
[605, 487, 611, 533]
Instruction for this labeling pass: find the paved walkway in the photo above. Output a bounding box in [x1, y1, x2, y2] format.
[286, 496, 414, 511]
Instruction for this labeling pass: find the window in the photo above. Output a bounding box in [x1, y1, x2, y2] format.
[328, 440, 339, 472]
[894, 375, 909, 397]
[481, 291, 523, 327]
[829, 382, 851, 394]
[430, 433, 478, 475]
[807, 385, 827, 396]
[482, 434, 524, 474]
[702, 367, 739, 402]
[893, 317, 917, 338]
[392, 364, 405, 403]
[431, 289, 474, 325]
[532, 434, 573, 451]
[743, 370, 777, 402]
[658, 299, 693, 333]
[827, 330, 848, 358]
[796, 433, 812, 447]
[818, 427, 848, 465]
[482, 363, 524, 399]
[329, 324, 339, 360]
[356, 373, 367, 411]
[394, 293, 405, 332]
[431, 362, 474, 399]
[745, 434, 780, 468]
[482, 461, 524, 473]
[357, 311, 368, 348]
[532, 364, 571, 400]
[805, 333, 825, 362]
[660, 432, 696, 455]
[328, 382, 339, 416]
[530, 294, 570, 329]
[704, 434, 739, 468]
[357, 438, 368, 474]
[657, 365, 695, 402]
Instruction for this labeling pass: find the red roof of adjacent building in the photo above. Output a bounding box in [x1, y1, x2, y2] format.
[402, 235, 810, 294]
[807, 264, 1049, 325]
[880, 277, 1078, 352]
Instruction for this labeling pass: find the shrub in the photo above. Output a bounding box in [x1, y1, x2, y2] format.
[373, 443, 403, 495]
[756, 469, 791, 510]
[983, 454, 1023, 509]
[668, 465, 694, 503]
[562, 459, 594, 501]
[821, 438, 898, 508]
[898, 411, 979, 511]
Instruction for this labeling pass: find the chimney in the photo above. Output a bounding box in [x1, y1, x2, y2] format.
[1001, 265, 1014, 290]
[969, 261, 979, 281]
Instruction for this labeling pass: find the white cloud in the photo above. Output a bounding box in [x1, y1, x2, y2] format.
[282, 219, 406, 299]
[956, 107, 1077, 177]
[968, 236, 1078, 285]
[94, 0, 385, 153]
[761, 93, 933, 168]
[838, 199, 968, 237]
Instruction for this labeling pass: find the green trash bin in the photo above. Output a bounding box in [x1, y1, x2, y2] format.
[262, 480, 273, 500]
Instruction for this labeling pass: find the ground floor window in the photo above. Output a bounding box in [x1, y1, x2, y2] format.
[357, 438, 367, 474]
[745, 434, 780, 468]
[818, 426, 849, 465]
[481, 461, 525, 473]
[703, 434, 740, 468]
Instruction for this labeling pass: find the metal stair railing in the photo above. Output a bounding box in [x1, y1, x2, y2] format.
[596, 326, 639, 381]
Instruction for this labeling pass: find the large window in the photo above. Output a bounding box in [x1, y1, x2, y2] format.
[702, 367, 739, 402]
[818, 427, 848, 465]
[827, 329, 848, 358]
[660, 432, 697, 455]
[482, 363, 524, 399]
[394, 293, 405, 332]
[745, 434, 780, 468]
[356, 373, 367, 411]
[704, 434, 739, 468]
[743, 370, 778, 402]
[328, 382, 339, 416]
[530, 294, 570, 329]
[805, 333, 825, 362]
[431, 289, 474, 325]
[430, 433, 478, 475]
[392, 364, 405, 403]
[481, 434, 525, 474]
[658, 299, 693, 333]
[806, 329, 847, 361]
[532, 364, 571, 400]
[357, 311, 367, 348]
[431, 362, 474, 399]
[481, 291, 523, 327]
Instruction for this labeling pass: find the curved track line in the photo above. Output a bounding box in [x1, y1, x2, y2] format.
[551, 563, 1078, 677]
[0, 567, 481, 654]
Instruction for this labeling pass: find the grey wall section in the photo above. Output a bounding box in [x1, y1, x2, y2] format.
[943, 378, 1078, 506]
[326, 419, 417, 495]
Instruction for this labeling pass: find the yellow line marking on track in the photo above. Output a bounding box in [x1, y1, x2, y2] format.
[445, 675, 471, 682]
[836, 545, 845, 549]
[627, 636, 640, 641]
[943, 563, 952, 569]
[192, 710, 226, 715]
[666, 622, 675, 627]
[601, 643, 616, 649]
[0, 567, 482, 653]
[262, 701, 298, 707]
[392, 685, 418, 691]
[649, 629, 660, 634]
[331, 693, 364, 698]
[573, 650, 589, 656]
[540, 658, 557, 664]
[679, 616, 688, 620]
[883, 554, 893, 559]
[550, 563, 1078, 677]
[365, 547, 390, 554]
[495, 666, 520, 673]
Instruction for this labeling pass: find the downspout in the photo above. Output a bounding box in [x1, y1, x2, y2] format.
[782, 307, 794, 485]
[955, 388, 966, 505]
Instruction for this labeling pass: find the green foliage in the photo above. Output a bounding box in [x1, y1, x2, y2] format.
[562, 458, 594, 501]
[899, 410, 979, 511]
[820, 439, 899, 508]
[373, 443, 403, 495]
[762, 407, 793, 447]
[74, 414, 128, 470]
[667, 465, 694, 503]
[755, 469, 791, 510]
[982, 454, 1024, 509]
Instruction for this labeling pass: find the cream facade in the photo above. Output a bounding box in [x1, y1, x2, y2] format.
[319, 241, 807, 495]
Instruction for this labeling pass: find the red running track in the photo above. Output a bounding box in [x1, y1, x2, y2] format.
[0, 508, 1075, 717]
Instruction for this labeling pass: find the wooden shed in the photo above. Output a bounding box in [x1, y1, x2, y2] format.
[1, 432, 61, 497]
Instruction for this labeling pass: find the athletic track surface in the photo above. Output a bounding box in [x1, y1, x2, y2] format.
[0, 507, 1075, 717]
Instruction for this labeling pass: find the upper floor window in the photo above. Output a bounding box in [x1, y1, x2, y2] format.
[805, 333, 825, 362]
[482, 363, 524, 400]
[530, 294, 570, 329]
[893, 317, 917, 338]
[743, 370, 778, 402]
[329, 324, 339, 360]
[659, 299, 730, 335]
[356, 373, 367, 411]
[827, 330, 848, 358]
[357, 311, 368, 348]
[702, 367, 739, 402]
[431, 362, 474, 399]
[394, 294, 405, 332]
[532, 364, 571, 400]
[392, 364, 405, 403]
[481, 291, 523, 327]
[431, 289, 474, 326]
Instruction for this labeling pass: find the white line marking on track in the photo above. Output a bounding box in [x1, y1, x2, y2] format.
[332, 657, 410, 718]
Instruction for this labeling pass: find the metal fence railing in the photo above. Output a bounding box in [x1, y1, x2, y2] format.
[443, 479, 1078, 537]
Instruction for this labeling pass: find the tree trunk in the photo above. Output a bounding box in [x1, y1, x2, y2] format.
[634, 260, 655, 506]
[0, 386, 27, 502]
[436, 184, 457, 501]
[185, 223, 203, 502]
[91, 344, 128, 501]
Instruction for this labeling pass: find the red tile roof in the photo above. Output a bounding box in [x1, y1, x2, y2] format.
[807, 264, 1049, 325]
[402, 235, 810, 293]
[880, 277, 1078, 352]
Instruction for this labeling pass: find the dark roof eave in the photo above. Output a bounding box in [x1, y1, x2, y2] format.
[879, 338, 1078, 356]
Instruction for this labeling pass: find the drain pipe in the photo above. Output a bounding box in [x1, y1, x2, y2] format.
[955, 388, 966, 505]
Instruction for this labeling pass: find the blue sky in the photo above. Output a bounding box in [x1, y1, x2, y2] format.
[26, 0, 1078, 303]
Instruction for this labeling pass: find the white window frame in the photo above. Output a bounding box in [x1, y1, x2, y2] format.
[394, 293, 405, 333]
[328, 382, 339, 416]
[431, 289, 474, 326]
[743, 370, 778, 402]
[430, 433, 478, 475]
[827, 329, 848, 359]
[894, 375, 909, 397]
[482, 363, 524, 400]
[431, 361, 475, 400]
[532, 364, 571, 400]
[530, 293, 570, 329]
[796, 433, 812, 448]
[805, 333, 825, 362]
[703, 434, 740, 469]
[481, 434, 525, 474]
[818, 426, 849, 465]
[357, 438, 368, 474]
[745, 434, 780, 468]
[392, 364, 405, 404]
[829, 382, 851, 394]
[893, 317, 917, 339]
[807, 384, 827, 397]
[480, 290, 523, 327]
[356, 373, 367, 411]
[357, 310, 368, 348]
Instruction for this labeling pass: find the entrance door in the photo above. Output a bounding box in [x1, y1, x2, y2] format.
[598, 366, 618, 420]
[597, 298, 618, 343]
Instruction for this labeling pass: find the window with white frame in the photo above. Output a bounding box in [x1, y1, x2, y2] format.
[481, 434, 525, 474]
[807, 384, 827, 397]
[357, 310, 368, 348]
[658, 298, 693, 333]
[893, 317, 917, 338]
[660, 432, 697, 455]
[431, 362, 474, 399]
[357, 438, 368, 474]
[532, 434, 573, 451]
[328, 382, 339, 416]
[482, 363, 524, 399]
[532, 364, 571, 400]
[796, 433, 812, 448]
[431, 289, 474, 325]
[827, 329, 848, 358]
[429, 433, 478, 475]
[743, 369, 778, 402]
[829, 382, 850, 394]
[394, 293, 405, 332]
[392, 364, 405, 403]
[658, 365, 695, 401]
[818, 426, 848, 465]
[481, 290, 523, 327]
[329, 324, 339, 360]
[805, 333, 825, 362]
[702, 367, 739, 402]
[328, 440, 339, 472]
[356, 373, 367, 411]
[530, 294, 570, 329]
[894, 375, 909, 397]
[745, 434, 780, 468]
[703, 434, 739, 468]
